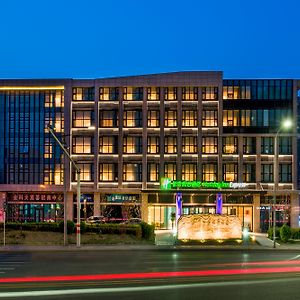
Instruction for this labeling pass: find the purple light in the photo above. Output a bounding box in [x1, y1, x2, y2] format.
[216, 193, 222, 214]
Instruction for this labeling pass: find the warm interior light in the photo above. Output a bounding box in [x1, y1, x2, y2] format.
[0, 86, 64, 90]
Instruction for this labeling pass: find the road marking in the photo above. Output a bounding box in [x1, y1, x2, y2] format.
[1, 277, 300, 298]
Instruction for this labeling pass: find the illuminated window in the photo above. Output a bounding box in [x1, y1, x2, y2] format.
[164, 110, 177, 127]
[202, 164, 217, 181]
[99, 87, 119, 101]
[182, 87, 197, 100]
[243, 164, 256, 182]
[202, 87, 218, 100]
[147, 87, 160, 101]
[182, 163, 197, 181]
[72, 87, 94, 101]
[164, 87, 177, 100]
[124, 87, 143, 101]
[279, 164, 292, 182]
[147, 137, 159, 154]
[202, 110, 217, 127]
[202, 137, 218, 154]
[123, 163, 142, 181]
[72, 110, 93, 128]
[124, 110, 142, 127]
[147, 110, 160, 127]
[223, 163, 238, 182]
[164, 136, 177, 153]
[164, 163, 176, 180]
[240, 110, 251, 126]
[147, 163, 159, 181]
[99, 136, 118, 154]
[222, 137, 238, 154]
[223, 110, 239, 127]
[243, 137, 256, 154]
[261, 137, 274, 154]
[261, 164, 273, 182]
[73, 163, 93, 182]
[99, 110, 118, 127]
[182, 136, 197, 154]
[182, 110, 197, 127]
[72, 136, 92, 154]
[279, 137, 292, 154]
[223, 81, 251, 100]
[99, 163, 117, 181]
[123, 136, 142, 154]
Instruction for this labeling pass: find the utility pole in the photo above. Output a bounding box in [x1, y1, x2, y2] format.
[47, 125, 81, 247]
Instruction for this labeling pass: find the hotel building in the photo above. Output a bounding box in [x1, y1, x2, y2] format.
[0, 72, 299, 232]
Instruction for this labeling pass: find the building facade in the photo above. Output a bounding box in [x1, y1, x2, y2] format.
[0, 72, 299, 232]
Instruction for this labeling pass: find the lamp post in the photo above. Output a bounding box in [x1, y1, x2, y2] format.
[47, 125, 81, 247]
[273, 119, 293, 248]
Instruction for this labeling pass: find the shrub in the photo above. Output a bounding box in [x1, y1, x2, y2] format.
[140, 222, 155, 241]
[267, 227, 280, 240]
[58, 220, 75, 234]
[80, 221, 87, 234]
[291, 228, 300, 239]
[280, 224, 291, 243]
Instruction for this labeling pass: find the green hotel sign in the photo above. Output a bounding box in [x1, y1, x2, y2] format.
[160, 178, 246, 190]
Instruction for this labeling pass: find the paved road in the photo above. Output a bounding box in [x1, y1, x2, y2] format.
[1, 249, 300, 299]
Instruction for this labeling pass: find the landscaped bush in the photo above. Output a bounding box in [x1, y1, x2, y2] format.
[291, 228, 300, 239]
[58, 220, 75, 234]
[267, 227, 280, 240]
[140, 222, 155, 241]
[280, 224, 292, 242]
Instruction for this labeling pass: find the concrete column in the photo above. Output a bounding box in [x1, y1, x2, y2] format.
[94, 192, 101, 216]
[66, 191, 74, 221]
[290, 193, 299, 228]
[141, 193, 148, 223]
[253, 194, 261, 233]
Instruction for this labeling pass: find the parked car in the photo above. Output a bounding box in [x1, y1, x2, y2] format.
[121, 218, 143, 225]
[85, 216, 106, 224]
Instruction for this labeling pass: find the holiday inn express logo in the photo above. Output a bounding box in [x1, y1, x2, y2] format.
[160, 178, 246, 190]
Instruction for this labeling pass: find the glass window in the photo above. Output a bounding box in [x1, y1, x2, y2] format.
[164, 110, 177, 127]
[182, 110, 197, 127]
[123, 163, 142, 181]
[279, 164, 292, 183]
[164, 163, 176, 180]
[279, 137, 292, 154]
[147, 163, 159, 181]
[202, 163, 217, 181]
[223, 137, 238, 154]
[73, 163, 93, 182]
[182, 87, 197, 100]
[261, 137, 274, 154]
[223, 110, 239, 126]
[147, 110, 160, 127]
[182, 163, 197, 181]
[164, 87, 177, 100]
[147, 136, 159, 154]
[99, 87, 119, 101]
[164, 136, 177, 153]
[124, 87, 143, 101]
[72, 136, 92, 154]
[123, 110, 142, 127]
[99, 110, 118, 127]
[240, 110, 251, 126]
[261, 164, 273, 182]
[202, 110, 217, 127]
[72, 110, 93, 128]
[202, 87, 218, 100]
[72, 87, 94, 101]
[202, 137, 218, 154]
[99, 136, 118, 154]
[123, 136, 142, 154]
[99, 163, 117, 181]
[182, 136, 197, 154]
[243, 137, 256, 154]
[223, 163, 238, 182]
[243, 164, 256, 182]
[147, 87, 160, 101]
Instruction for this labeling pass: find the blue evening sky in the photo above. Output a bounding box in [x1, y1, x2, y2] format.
[0, 0, 299, 79]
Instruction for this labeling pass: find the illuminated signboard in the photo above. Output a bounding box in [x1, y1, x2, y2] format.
[160, 178, 246, 190]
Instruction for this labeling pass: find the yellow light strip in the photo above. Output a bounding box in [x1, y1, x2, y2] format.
[0, 86, 64, 90]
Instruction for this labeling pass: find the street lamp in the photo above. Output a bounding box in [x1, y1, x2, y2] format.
[273, 118, 293, 248]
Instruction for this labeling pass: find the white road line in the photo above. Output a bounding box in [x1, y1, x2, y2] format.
[1, 277, 300, 298]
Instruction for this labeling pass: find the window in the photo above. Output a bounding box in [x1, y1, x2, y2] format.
[124, 87, 143, 101]
[164, 87, 177, 100]
[182, 110, 197, 127]
[243, 164, 256, 182]
[223, 81, 251, 100]
[182, 136, 197, 153]
[99, 163, 117, 181]
[202, 110, 217, 127]
[123, 136, 142, 154]
[123, 163, 142, 181]
[223, 137, 238, 154]
[223, 163, 238, 182]
[261, 137, 274, 154]
[147, 87, 160, 101]
[73, 163, 93, 182]
[182, 87, 197, 100]
[72, 137, 92, 154]
[243, 137, 256, 154]
[164, 163, 176, 180]
[223, 110, 239, 127]
[279, 164, 292, 182]
[72, 87, 94, 101]
[202, 137, 218, 154]
[164, 110, 177, 127]
[240, 110, 251, 126]
[202, 87, 218, 100]
[279, 137, 292, 154]
[164, 136, 177, 153]
[124, 110, 142, 127]
[182, 163, 197, 181]
[202, 164, 217, 181]
[147, 110, 160, 127]
[99, 110, 118, 127]
[147, 137, 159, 154]
[99, 136, 118, 154]
[99, 87, 119, 101]
[72, 110, 93, 128]
[261, 164, 273, 182]
[147, 163, 159, 181]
